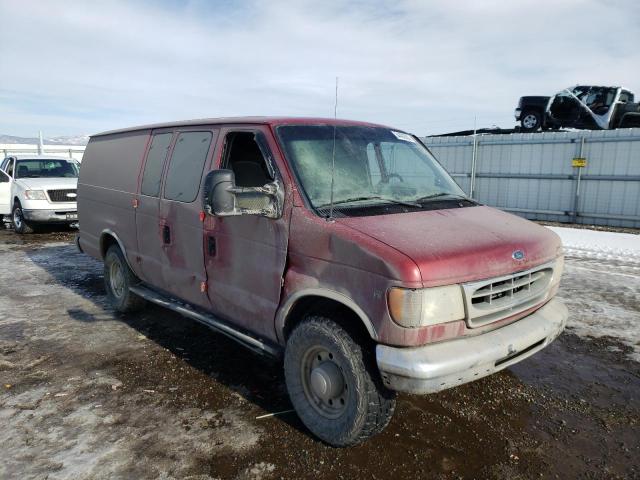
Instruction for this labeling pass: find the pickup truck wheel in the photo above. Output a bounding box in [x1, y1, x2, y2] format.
[12, 201, 34, 234]
[284, 316, 396, 446]
[521, 110, 542, 131]
[104, 245, 146, 313]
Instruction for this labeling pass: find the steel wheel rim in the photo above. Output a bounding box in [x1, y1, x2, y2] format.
[523, 114, 538, 129]
[13, 208, 22, 229]
[300, 345, 349, 419]
[109, 261, 125, 299]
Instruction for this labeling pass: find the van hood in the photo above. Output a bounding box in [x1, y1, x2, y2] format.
[338, 206, 562, 286]
[16, 177, 78, 190]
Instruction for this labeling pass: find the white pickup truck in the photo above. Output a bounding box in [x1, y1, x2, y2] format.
[0, 155, 79, 233]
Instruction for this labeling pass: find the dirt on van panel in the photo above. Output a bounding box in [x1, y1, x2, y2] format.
[0, 228, 638, 479]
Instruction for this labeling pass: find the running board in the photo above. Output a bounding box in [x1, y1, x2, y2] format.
[129, 285, 282, 358]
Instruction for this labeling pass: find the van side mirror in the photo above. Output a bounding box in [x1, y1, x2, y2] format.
[203, 169, 283, 219]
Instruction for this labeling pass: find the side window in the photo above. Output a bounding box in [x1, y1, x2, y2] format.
[6, 159, 14, 178]
[0, 170, 8, 183]
[0, 159, 7, 172]
[223, 132, 274, 188]
[164, 131, 212, 203]
[141, 133, 172, 197]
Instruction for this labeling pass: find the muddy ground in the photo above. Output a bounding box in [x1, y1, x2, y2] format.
[0, 228, 638, 480]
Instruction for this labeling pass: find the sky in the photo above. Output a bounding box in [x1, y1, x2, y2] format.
[1, 0, 639, 138]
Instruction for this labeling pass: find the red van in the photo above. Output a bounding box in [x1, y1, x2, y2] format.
[77, 117, 567, 446]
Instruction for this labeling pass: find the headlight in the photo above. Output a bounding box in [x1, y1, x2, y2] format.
[24, 190, 47, 200]
[387, 285, 465, 328]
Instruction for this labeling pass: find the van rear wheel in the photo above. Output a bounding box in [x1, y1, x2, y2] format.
[284, 316, 396, 446]
[104, 245, 146, 313]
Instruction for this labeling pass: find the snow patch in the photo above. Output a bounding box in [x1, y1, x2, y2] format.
[547, 226, 640, 264]
[547, 226, 640, 361]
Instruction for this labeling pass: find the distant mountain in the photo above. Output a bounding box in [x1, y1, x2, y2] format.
[0, 134, 89, 146]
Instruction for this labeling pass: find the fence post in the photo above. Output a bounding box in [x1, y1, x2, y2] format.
[69, 148, 73, 159]
[571, 136, 585, 223]
[470, 128, 478, 198]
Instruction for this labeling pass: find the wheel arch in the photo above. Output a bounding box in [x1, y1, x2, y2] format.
[99, 229, 136, 272]
[276, 289, 377, 345]
[522, 106, 545, 118]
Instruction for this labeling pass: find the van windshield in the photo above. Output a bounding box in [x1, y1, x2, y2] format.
[15, 159, 79, 179]
[276, 125, 465, 212]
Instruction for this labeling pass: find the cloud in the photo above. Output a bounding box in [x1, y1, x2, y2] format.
[0, 0, 639, 136]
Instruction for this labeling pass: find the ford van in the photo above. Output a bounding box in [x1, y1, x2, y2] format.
[77, 117, 567, 446]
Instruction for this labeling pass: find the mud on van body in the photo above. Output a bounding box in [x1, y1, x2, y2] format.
[77, 117, 567, 446]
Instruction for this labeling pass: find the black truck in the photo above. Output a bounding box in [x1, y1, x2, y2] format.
[515, 85, 640, 132]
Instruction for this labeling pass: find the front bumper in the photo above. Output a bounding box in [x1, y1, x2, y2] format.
[376, 298, 568, 394]
[22, 209, 78, 224]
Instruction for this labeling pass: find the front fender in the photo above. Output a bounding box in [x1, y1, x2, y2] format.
[275, 285, 377, 345]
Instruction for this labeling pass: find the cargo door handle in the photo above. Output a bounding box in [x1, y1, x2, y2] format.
[162, 225, 171, 244]
[207, 236, 216, 256]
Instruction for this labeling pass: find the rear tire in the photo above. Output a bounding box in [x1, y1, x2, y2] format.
[520, 110, 542, 132]
[284, 315, 396, 446]
[12, 201, 34, 234]
[104, 245, 146, 313]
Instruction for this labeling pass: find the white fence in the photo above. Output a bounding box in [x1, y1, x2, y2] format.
[1, 144, 85, 162]
[424, 128, 640, 229]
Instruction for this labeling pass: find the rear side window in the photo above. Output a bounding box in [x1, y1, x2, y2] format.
[141, 133, 172, 197]
[164, 131, 212, 203]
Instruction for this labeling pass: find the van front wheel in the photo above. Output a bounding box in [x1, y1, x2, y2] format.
[284, 316, 396, 446]
[104, 245, 146, 313]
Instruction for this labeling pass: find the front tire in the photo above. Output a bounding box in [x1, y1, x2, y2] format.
[284, 316, 396, 446]
[12, 201, 34, 234]
[104, 245, 146, 313]
[520, 110, 542, 132]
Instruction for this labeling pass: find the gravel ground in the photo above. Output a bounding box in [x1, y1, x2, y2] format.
[0, 228, 638, 480]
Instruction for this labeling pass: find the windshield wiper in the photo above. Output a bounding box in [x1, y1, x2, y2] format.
[414, 192, 473, 203]
[316, 195, 422, 209]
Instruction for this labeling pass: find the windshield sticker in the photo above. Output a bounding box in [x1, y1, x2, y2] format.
[391, 131, 416, 143]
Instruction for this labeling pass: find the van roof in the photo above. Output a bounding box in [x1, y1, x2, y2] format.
[91, 116, 395, 138]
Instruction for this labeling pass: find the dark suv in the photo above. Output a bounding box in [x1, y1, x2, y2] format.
[515, 85, 640, 132]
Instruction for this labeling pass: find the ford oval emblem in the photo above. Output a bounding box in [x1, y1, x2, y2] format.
[67, 192, 77, 198]
[512, 249, 525, 261]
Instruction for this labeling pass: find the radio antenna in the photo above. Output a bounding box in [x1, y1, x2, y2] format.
[328, 76, 338, 220]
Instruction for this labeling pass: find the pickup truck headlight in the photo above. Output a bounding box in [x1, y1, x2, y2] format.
[388, 285, 465, 328]
[24, 190, 47, 200]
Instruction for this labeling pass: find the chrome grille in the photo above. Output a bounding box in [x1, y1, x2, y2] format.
[47, 189, 77, 202]
[462, 262, 554, 327]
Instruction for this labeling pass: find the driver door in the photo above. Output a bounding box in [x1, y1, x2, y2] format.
[0, 170, 11, 215]
[203, 126, 292, 342]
